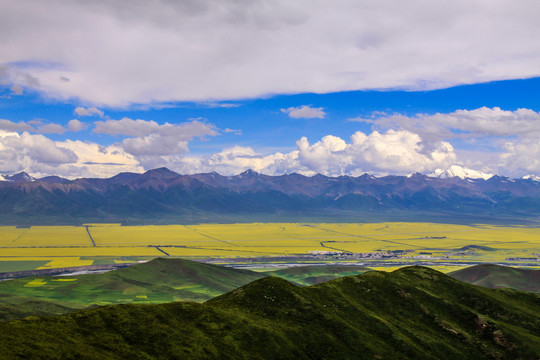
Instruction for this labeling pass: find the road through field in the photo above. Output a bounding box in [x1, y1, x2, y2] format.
[85, 226, 96, 247]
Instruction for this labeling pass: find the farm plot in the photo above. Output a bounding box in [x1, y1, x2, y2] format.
[0, 222, 538, 270]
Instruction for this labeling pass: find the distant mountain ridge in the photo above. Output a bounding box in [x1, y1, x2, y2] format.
[1, 167, 540, 224]
[428, 165, 493, 180]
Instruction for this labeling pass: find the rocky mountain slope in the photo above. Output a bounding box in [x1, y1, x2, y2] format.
[1, 168, 540, 224]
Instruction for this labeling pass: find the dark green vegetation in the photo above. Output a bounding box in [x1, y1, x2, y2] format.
[1, 259, 539, 323]
[3, 168, 540, 225]
[0, 266, 538, 359]
[268, 265, 370, 286]
[450, 264, 540, 293]
[0, 258, 266, 320]
[0, 294, 77, 321]
[0, 260, 49, 272]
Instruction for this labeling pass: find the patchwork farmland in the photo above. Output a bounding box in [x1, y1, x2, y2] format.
[0, 222, 539, 273]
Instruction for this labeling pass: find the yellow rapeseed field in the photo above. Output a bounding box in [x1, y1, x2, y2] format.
[0, 222, 538, 270]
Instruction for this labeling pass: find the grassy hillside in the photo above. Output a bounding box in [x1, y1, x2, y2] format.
[0, 294, 76, 321]
[0, 258, 266, 318]
[0, 266, 538, 359]
[268, 265, 370, 285]
[449, 264, 540, 293]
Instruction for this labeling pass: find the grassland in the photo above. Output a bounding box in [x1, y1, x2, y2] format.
[0, 222, 538, 272]
[1, 266, 539, 359]
[0, 259, 267, 313]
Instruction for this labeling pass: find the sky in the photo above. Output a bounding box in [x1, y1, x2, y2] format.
[1, 0, 540, 179]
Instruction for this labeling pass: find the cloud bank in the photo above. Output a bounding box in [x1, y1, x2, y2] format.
[1, 106, 540, 179]
[2, 1, 540, 106]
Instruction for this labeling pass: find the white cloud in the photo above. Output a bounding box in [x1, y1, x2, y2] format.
[0, 65, 40, 95]
[36, 123, 67, 134]
[166, 130, 456, 177]
[497, 139, 540, 177]
[58, 140, 143, 178]
[349, 107, 540, 177]
[0, 130, 143, 179]
[121, 135, 189, 156]
[0, 131, 78, 175]
[281, 105, 326, 119]
[0, 118, 88, 135]
[74, 106, 104, 117]
[356, 107, 540, 144]
[295, 130, 456, 176]
[94, 118, 217, 139]
[0, 119, 35, 132]
[67, 119, 87, 132]
[93, 118, 219, 169]
[172, 146, 300, 176]
[2, 1, 540, 106]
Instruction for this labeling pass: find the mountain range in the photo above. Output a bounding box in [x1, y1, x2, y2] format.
[1, 167, 540, 224]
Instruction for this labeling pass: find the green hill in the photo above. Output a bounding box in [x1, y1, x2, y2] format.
[268, 265, 370, 285]
[449, 264, 540, 293]
[0, 258, 266, 318]
[0, 294, 77, 321]
[0, 266, 538, 359]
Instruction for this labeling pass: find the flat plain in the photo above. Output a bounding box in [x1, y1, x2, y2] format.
[0, 222, 538, 272]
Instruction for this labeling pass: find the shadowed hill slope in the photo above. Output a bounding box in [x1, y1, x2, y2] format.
[268, 265, 370, 285]
[0, 258, 267, 318]
[449, 264, 540, 293]
[0, 266, 538, 359]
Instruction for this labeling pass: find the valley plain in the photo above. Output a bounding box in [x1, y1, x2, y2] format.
[0, 222, 538, 273]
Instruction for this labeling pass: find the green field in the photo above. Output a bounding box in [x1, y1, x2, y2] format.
[0, 222, 539, 272]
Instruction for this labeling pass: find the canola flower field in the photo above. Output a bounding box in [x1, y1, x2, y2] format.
[0, 222, 538, 272]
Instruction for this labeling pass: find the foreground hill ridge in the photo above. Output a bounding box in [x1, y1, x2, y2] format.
[2, 167, 540, 223]
[1, 259, 537, 324]
[1, 265, 539, 359]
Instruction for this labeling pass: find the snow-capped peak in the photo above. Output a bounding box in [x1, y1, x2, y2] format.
[428, 165, 493, 180]
[0, 174, 6, 181]
[522, 174, 540, 181]
[2, 171, 36, 182]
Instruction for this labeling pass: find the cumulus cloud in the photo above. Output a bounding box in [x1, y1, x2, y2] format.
[355, 107, 540, 143]
[0, 119, 35, 132]
[496, 139, 540, 177]
[170, 146, 299, 176]
[167, 130, 456, 177]
[349, 107, 540, 177]
[2, 1, 540, 105]
[295, 130, 455, 176]
[0, 131, 78, 174]
[281, 105, 326, 119]
[58, 140, 143, 178]
[0, 118, 88, 135]
[67, 119, 87, 132]
[121, 134, 189, 156]
[36, 123, 67, 134]
[74, 106, 104, 117]
[92, 118, 219, 169]
[94, 118, 217, 139]
[0, 129, 144, 178]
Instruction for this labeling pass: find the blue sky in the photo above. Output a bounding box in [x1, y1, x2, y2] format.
[1, 1, 540, 179]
